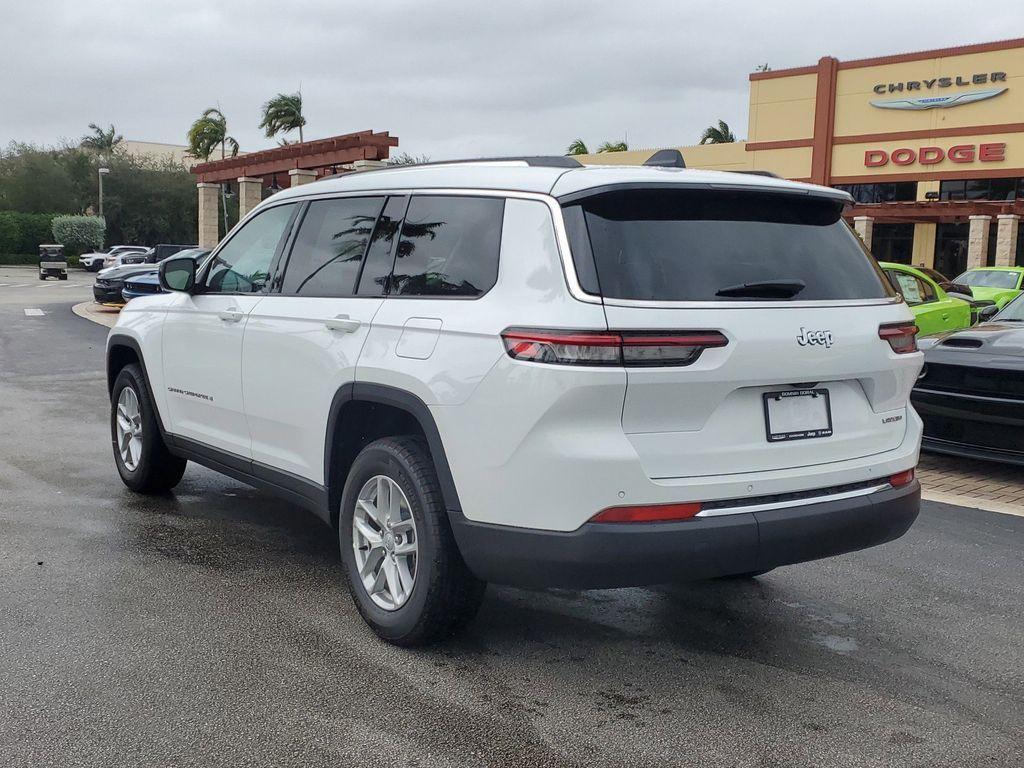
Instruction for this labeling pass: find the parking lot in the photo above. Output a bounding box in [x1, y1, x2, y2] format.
[1, 268, 1022, 767]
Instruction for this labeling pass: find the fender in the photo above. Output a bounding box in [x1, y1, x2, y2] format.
[106, 332, 172, 441]
[325, 383, 463, 517]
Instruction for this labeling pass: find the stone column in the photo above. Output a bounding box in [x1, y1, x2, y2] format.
[352, 159, 388, 172]
[995, 214, 1020, 267]
[288, 168, 317, 186]
[197, 182, 220, 249]
[853, 216, 874, 249]
[967, 215, 992, 269]
[237, 177, 263, 219]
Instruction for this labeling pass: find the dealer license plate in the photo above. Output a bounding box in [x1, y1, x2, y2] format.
[763, 388, 833, 443]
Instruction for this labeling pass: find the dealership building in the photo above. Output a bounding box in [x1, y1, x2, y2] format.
[576, 37, 1024, 277]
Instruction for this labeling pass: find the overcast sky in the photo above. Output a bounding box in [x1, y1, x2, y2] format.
[2, 0, 1021, 160]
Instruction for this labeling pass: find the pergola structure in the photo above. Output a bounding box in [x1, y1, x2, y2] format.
[189, 129, 399, 248]
[848, 198, 1023, 270]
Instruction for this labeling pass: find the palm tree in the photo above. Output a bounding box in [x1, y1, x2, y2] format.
[597, 140, 628, 153]
[699, 120, 737, 144]
[566, 138, 589, 155]
[80, 123, 122, 152]
[186, 108, 240, 161]
[259, 92, 306, 144]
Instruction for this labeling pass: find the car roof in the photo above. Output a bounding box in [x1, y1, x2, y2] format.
[962, 266, 1024, 271]
[265, 161, 852, 206]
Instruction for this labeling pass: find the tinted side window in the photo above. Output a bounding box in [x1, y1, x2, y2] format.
[204, 204, 296, 294]
[281, 196, 384, 296]
[391, 196, 504, 297]
[356, 196, 408, 297]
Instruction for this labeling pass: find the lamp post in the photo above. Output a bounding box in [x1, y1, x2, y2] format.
[97, 167, 110, 217]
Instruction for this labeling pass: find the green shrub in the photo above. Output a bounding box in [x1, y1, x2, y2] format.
[52, 214, 105, 255]
[0, 211, 59, 254]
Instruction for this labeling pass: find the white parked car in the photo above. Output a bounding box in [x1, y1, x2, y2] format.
[105, 157, 923, 645]
[79, 245, 147, 272]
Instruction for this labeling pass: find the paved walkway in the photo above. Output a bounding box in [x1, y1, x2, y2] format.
[919, 452, 1024, 517]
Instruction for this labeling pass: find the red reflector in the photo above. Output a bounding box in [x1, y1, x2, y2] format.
[878, 322, 919, 354]
[889, 468, 915, 488]
[591, 502, 702, 523]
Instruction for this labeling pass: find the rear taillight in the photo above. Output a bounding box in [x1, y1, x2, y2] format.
[878, 322, 919, 354]
[501, 328, 728, 367]
[889, 468, 915, 488]
[590, 502, 702, 523]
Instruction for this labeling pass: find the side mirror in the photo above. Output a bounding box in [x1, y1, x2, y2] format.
[977, 304, 1000, 322]
[159, 256, 196, 293]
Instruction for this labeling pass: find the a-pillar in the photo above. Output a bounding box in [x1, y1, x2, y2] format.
[967, 215, 992, 269]
[853, 216, 874, 249]
[995, 214, 1020, 267]
[237, 177, 263, 220]
[288, 168, 317, 186]
[197, 182, 220, 249]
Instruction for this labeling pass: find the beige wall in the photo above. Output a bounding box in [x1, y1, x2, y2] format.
[748, 73, 817, 142]
[120, 140, 198, 167]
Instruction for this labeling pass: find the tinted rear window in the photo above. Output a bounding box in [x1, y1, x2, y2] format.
[391, 196, 504, 297]
[562, 189, 892, 301]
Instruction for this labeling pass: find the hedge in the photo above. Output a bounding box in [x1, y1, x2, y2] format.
[0, 211, 59, 255]
[52, 214, 105, 254]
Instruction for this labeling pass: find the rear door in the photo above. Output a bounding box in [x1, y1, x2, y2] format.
[241, 194, 401, 482]
[561, 187, 920, 480]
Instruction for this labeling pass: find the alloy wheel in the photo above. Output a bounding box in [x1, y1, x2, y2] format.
[352, 475, 418, 610]
[115, 386, 143, 471]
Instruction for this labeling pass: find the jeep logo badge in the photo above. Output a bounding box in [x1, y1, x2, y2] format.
[797, 327, 833, 348]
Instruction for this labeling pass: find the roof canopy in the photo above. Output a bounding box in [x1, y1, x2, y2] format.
[190, 130, 398, 183]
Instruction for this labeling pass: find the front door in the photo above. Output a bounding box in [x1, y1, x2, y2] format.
[161, 202, 299, 457]
[242, 194, 400, 483]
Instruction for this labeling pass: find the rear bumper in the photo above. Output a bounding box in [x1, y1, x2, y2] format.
[449, 481, 920, 588]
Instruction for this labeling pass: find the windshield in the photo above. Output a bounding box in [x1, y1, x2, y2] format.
[996, 294, 1024, 321]
[956, 269, 1021, 289]
[917, 267, 949, 284]
[562, 188, 892, 302]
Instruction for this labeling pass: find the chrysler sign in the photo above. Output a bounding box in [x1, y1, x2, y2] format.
[870, 71, 1008, 110]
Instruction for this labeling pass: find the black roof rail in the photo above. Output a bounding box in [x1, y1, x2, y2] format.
[643, 149, 686, 168]
[731, 170, 781, 178]
[393, 156, 583, 170]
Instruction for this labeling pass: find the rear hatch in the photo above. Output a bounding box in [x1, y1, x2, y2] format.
[561, 186, 920, 479]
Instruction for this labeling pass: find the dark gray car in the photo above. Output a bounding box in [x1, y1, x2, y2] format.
[912, 295, 1024, 465]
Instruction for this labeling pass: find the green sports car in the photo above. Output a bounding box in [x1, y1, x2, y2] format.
[953, 266, 1024, 309]
[879, 262, 972, 336]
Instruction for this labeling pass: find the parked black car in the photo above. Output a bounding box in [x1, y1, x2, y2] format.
[912, 295, 1024, 466]
[121, 249, 209, 302]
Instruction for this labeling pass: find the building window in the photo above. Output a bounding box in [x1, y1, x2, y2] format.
[939, 178, 1022, 201]
[871, 223, 915, 264]
[834, 182, 917, 204]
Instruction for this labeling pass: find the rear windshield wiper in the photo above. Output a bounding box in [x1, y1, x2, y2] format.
[715, 279, 806, 299]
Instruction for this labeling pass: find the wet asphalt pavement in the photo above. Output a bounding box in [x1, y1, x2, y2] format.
[1, 276, 1022, 767]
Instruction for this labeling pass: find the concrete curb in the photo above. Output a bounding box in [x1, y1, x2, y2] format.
[72, 301, 119, 328]
[922, 489, 1024, 519]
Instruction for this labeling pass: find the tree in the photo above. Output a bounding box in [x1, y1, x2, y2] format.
[597, 140, 628, 153]
[80, 123, 122, 153]
[386, 152, 430, 166]
[566, 139, 589, 155]
[699, 120, 737, 144]
[259, 92, 306, 144]
[186, 108, 239, 161]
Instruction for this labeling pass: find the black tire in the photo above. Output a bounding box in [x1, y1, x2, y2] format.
[38, 273, 46, 280]
[59, 274, 68, 280]
[110, 363, 187, 493]
[339, 436, 485, 646]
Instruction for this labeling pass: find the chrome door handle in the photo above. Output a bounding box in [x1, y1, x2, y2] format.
[218, 308, 244, 323]
[325, 314, 362, 333]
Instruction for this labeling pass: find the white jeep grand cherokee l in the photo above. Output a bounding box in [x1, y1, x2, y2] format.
[106, 157, 922, 645]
